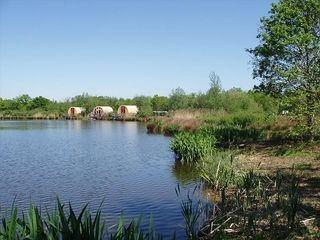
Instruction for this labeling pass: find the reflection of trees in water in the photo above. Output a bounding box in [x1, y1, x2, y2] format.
[172, 161, 221, 204]
[201, 184, 221, 204]
[171, 161, 200, 185]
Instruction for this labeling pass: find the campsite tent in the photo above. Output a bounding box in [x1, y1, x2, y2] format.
[67, 107, 85, 118]
[117, 105, 139, 116]
[92, 106, 113, 118]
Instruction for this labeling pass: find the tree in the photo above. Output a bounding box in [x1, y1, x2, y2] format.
[133, 95, 153, 117]
[209, 71, 221, 93]
[168, 87, 189, 110]
[248, 0, 320, 140]
[151, 95, 169, 111]
[15, 94, 32, 106]
[206, 71, 222, 109]
[29, 96, 51, 110]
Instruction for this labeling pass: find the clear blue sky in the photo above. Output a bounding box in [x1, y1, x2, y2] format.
[0, 0, 276, 100]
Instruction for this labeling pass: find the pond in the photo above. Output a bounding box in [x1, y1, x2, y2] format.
[0, 120, 200, 238]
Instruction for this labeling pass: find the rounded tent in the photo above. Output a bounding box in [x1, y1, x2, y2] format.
[117, 105, 138, 116]
[92, 106, 113, 118]
[67, 107, 85, 117]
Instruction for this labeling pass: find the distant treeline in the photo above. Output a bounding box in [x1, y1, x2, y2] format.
[0, 82, 279, 119]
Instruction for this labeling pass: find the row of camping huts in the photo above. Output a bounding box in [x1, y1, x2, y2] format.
[67, 105, 139, 119]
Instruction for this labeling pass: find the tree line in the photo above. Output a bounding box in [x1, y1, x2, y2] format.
[0, 81, 278, 118]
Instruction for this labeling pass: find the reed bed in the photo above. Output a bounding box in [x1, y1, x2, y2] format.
[170, 132, 216, 163]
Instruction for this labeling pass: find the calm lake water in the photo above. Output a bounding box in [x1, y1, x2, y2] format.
[0, 120, 200, 238]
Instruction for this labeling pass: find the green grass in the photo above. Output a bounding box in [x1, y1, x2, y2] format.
[199, 151, 243, 189]
[170, 132, 216, 163]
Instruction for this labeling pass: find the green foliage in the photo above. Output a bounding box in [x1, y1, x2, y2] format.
[133, 96, 153, 118]
[29, 96, 51, 110]
[163, 124, 181, 136]
[203, 111, 267, 128]
[170, 132, 216, 163]
[175, 186, 202, 240]
[0, 199, 106, 240]
[168, 88, 190, 110]
[248, 0, 320, 140]
[249, 91, 278, 115]
[0, 199, 172, 240]
[151, 95, 169, 111]
[220, 88, 262, 113]
[171, 162, 200, 185]
[200, 125, 265, 145]
[199, 151, 243, 189]
[0, 73, 281, 121]
[199, 167, 309, 239]
[205, 72, 222, 109]
[146, 119, 164, 134]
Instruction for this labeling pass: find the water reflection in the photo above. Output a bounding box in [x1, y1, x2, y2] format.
[0, 120, 194, 238]
[171, 161, 200, 185]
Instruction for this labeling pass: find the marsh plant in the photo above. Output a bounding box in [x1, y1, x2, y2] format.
[0, 200, 105, 240]
[199, 168, 310, 239]
[199, 151, 243, 190]
[175, 185, 211, 240]
[170, 132, 216, 163]
[0, 199, 170, 240]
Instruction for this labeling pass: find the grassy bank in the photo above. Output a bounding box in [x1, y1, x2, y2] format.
[147, 109, 314, 144]
[169, 146, 320, 239]
[164, 111, 320, 239]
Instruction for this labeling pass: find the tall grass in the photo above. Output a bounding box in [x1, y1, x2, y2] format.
[0, 199, 105, 240]
[170, 132, 216, 163]
[198, 167, 310, 239]
[0, 199, 171, 240]
[199, 152, 243, 190]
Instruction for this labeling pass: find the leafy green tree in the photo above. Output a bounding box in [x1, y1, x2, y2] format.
[249, 91, 278, 115]
[133, 96, 153, 117]
[248, 0, 320, 140]
[221, 88, 261, 113]
[168, 87, 189, 110]
[15, 94, 32, 108]
[206, 72, 222, 109]
[151, 95, 169, 111]
[29, 96, 51, 110]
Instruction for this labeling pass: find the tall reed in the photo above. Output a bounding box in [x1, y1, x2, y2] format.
[170, 132, 216, 163]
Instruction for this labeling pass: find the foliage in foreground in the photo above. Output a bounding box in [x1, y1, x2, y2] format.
[199, 162, 319, 239]
[0, 199, 171, 240]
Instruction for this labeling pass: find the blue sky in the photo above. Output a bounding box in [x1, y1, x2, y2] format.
[0, 0, 276, 100]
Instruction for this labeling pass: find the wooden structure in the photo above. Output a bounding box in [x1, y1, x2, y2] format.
[117, 105, 139, 117]
[92, 106, 113, 119]
[67, 107, 85, 118]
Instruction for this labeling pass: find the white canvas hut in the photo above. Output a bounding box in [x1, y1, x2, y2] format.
[92, 106, 113, 118]
[67, 107, 85, 118]
[117, 105, 139, 116]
